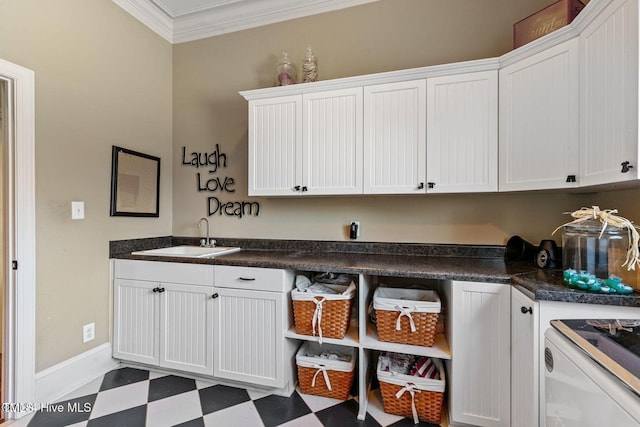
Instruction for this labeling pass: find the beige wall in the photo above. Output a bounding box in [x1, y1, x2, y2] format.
[0, 0, 637, 375]
[173, 0, 640, 247]
[0, 0, 173, 370]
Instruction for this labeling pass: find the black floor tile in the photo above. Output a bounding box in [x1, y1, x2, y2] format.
[27, 394, 96, 427]
[199, 384, 251, 415]
[99, 367, 149, 392]
[174, 417, 206, 427]
[253, 390, 312, 427]
[148, 375, 197, 402]
[87, 404, 147, 427]
[315, 398, 382, 427]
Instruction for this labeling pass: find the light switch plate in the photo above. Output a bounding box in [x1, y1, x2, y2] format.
[72, 201, 84, 220]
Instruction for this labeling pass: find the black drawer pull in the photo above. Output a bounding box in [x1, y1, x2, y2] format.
[212, 293, 219, 299]
[238, 277, 256, 281]
[521, 306, 532, 315]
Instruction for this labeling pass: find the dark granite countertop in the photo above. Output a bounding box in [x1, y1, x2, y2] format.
[110, 236, 640, 307]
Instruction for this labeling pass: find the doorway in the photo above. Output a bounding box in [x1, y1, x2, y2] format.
[0, 57, 36, 421]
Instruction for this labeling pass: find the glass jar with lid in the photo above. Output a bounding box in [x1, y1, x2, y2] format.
[562, 218, 637, 292]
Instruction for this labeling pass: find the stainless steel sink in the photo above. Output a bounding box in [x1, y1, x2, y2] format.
[131, 245, 240, 258]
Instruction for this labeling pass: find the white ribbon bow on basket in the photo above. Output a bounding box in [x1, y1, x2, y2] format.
[552, 206, 640, 271]
[395, 383, 422, 424]
[311, 364, 331, 391]
[394, 305, 417, 332]
[312, 297, 325, 344]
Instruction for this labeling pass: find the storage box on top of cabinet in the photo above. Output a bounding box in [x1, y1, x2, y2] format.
[296, 342, 356, 401]
[377, 352, 445, 424]
[513, 0, 586, 48]
[373, 287, 441, 347]
[291, 274, 356, 343]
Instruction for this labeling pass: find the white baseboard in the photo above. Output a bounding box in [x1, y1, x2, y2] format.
[35, 343, 120, 404]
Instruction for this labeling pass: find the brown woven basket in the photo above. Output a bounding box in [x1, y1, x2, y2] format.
[297, 365, 355, 400]
[375, 310, 438, 347]
[293, 297, 353, 339]
[379, 380, 443, 424]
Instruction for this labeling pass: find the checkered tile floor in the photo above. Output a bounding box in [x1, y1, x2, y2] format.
[8, 367, 441, 427]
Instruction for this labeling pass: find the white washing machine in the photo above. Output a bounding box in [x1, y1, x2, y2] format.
[544, 320, 640, 427]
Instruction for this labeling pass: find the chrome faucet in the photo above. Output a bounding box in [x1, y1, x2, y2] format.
[197, 217, 216, 247]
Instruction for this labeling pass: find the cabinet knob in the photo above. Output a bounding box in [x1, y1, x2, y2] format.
[302, 186, 308, 192]
[621, 161, 633, 173]
[566, 175, 576, 183]
[417, 182, 424, 190]
[427, 182, 435, 189]
[152, 287, 159, 293]
[521, 306, 533, 315]
[212, 293, 219, 299]
[294, 185, 301, 191]
[158, 287, 165, 293]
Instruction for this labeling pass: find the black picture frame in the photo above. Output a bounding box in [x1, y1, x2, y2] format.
[110, 146, 160, 217]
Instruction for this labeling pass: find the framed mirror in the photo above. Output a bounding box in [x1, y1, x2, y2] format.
[110, 146, 160, 217]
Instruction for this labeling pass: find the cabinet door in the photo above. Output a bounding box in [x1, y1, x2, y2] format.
[580, 0, 638, 186]
[113, 279, 159, 365]
[499, 39, 579, 191]
[426, 70, 498, 193]
[247, 95, 303, 196]
[511, 288, 539, 427]
[364, 80, 427, 194]
[159, 283, 214, 376]
[450, 281, 511, 427]
[303, 88, 363, 195]
[212, 287, 285, 387]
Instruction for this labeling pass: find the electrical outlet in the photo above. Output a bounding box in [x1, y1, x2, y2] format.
[83, 322, 95, 343]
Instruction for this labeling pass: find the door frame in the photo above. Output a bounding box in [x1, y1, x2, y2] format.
[0, 57, 36, 419]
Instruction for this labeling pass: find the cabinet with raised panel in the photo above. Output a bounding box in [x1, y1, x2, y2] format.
[246, 88, 362, 196]
[363, 79, 426, 194]
[113, 260, 215, 376]
[579, 0, 638, 186]
[426, 70, 498, 193]
[499, 39, 580, 191]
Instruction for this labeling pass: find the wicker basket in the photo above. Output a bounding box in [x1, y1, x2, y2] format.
[296, 342, 356, 400]
[377, 354, 445, 424]
[292, 283, 355, 343]
[373, 287, 440, 347]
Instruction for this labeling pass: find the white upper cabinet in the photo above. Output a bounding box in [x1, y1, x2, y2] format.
[247, 89, 362, 196]
[579, 0, 639, 186]
[426, 71, 498, 193]
[247, 95, 302, 196]
[303, 88, 363, 195]
[499, 38, 580, 191]
[363, 80, 426, 194]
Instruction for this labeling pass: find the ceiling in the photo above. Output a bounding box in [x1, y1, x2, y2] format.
[113, 0, 380, 44]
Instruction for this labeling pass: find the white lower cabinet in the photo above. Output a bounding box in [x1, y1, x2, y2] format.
[445, 280, 511, 427]
[113, 260, 215, 376]
[212, 265, 296, 390]
[113, 260, 296, 392]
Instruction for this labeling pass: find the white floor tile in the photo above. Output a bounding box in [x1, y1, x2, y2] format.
[66, 421, 89, 427]
[146, 389, 203, 427]
[277, 413, 324, 427]
[89, 380, 149, 419]
[246, 388, 272, 401]
[297, 389, 347, 413]
[203, 400, 264, 427]
[196, 377, 218, 390]
[59, 377, 103, 401]
[365, 389, 404, 427]
[149, 371, 168, 380]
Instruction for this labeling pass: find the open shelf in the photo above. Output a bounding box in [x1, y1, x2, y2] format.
[362, 324, 451, 359]
[285, 322, 359, 347]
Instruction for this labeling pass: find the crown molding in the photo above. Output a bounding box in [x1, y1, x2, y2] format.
[113, 0, 380, 44]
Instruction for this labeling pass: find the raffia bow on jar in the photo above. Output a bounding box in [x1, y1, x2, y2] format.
[552, 206, 639, 294]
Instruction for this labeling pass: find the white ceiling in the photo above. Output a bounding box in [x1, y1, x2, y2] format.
[113, 0, 380, 44]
